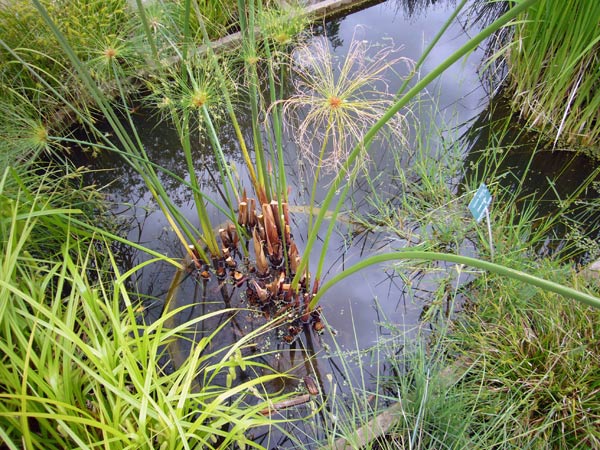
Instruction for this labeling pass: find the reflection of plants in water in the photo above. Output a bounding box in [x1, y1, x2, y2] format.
[461, 90, 600, 263]
[312, 17, 344, 50]
[32, 0, 593, 355]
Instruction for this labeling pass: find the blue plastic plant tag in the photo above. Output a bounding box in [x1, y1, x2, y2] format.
[468, 183, 492, 223]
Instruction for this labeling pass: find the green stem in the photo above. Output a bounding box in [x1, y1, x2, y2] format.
[182, 110, 220, 256]
[309, 250, 600, 310]
[134, 0, 160, 65]
[194, 9, 262, 201]
[201, 105, 249, 257]
[307, 123, 332, 235]
[394, 0, 469, 99]
[201, 106, 239, 209]
[247, 0, 271, 200]
[181, 0, 192, 85]
[263, 38, 287, 202]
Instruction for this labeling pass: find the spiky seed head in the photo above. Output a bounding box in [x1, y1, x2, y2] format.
[327, 96, 343, 109]
[103, 47, 117, 60]
[246, 55, 259, 65]
[33, 125, 48, 144]
[279, 30, 414, 173]
[158, 96, 171, 109]
[32, 124, 48, 146]
[191, 90, 208, 108]
[275, 32, 291, 45]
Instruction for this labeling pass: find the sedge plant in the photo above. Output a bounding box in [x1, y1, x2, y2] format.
[286, 0, 600, 316]
[0, 165, 306, 449]
[496, 0, 600, 146]
[9, 0, 325, 444]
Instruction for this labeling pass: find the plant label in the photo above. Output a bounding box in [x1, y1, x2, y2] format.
[469, 183, 492, 223]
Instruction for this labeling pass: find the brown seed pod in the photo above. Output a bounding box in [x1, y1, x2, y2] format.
[233, 270, 245, 282]
[281, 202, 290, 227]
[198, 262, 211, 278]
[282, 284, 293, 303]
[311, 279, 320, 296]
[266, 279, 280, 296]
[301, 293, 311, 323]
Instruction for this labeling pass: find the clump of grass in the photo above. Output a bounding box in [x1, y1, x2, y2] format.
[0, 0, 137, 99]
[0, 166, 299, 449]
[352, 98, 470, 253]
[496, 0, 600, 145]
[304, 284, 477, 450]
[443, 260, 600, 448]
[319, 205, 600, 448]
[372, 341, 475, 449]
[0, 0, 241, 159]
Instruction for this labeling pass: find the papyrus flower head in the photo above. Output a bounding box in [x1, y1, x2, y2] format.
[282, 29, 413, 173]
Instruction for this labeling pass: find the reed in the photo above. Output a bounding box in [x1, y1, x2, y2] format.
[498, 0, 600, 145]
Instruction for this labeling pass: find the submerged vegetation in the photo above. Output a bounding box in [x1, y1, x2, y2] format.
[1, 0, 600, 448]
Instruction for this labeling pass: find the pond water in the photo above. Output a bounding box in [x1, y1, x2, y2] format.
[72, 0, 599, 446]
[81, 0, 487, 330]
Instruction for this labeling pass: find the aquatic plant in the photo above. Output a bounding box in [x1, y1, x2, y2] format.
[0, 94, 56, 165]
[492, 0, 600, 145]
[444, 260, 600, 448]
[287, 0, 579, 299]
[282, 30, 412, 174]
[0, 0, 138, 118]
